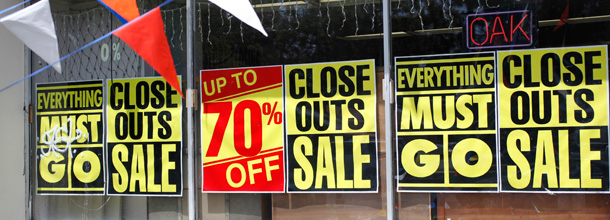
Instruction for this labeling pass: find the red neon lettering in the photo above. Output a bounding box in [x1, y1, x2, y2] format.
[488, 17, 508, 44]
[511, 14, 531, 41]
[470, 17, 488, 46]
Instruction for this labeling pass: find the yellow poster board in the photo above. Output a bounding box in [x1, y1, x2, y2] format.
[285, 60, 378, 192]
[498, 45, 610, 192]
[395, 52, 498, 192]
[106, 77, 182, 196]
[36, 80, 105, 195]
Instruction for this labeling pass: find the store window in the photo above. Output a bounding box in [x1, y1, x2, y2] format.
[31, 0, 187, 219]
[392, 0, 610, 219]
[25, 0, 610, 219]
[195, 1, 387, 219]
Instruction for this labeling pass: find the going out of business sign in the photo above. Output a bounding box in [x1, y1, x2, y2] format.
[395, 53, 498, 192]
[395, 45, 610, 193]
[498, 46, 609, 193]
[106, 77, 183, 196]
[36, 80, 105, 195]
[285, 60, 379, 193]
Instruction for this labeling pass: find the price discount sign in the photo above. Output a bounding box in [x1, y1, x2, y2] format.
[201, 66, 285, 192]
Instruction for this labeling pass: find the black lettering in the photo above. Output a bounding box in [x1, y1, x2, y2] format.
[115, 112, 128, 140]
[151, 81, 165, 109]
[330, 100, 346, 130]
[144, 112, 157, 139]
[320, 67, 337, 97]
[356, 65, 372, 95]
[289, 69, 305, 99]
[306, 68, 320, 98]
[562, 52, 583, 86]
[136, 82, 150, 109]
[552, 90, 572, 123]
[540, 53, 560, 87]
[47, 160, 62, 175]
[158, 111, 172, 139]
[348, 99, 365, 130]
[503, 55, 522, 88]
[129, 112, 143, 139]
[531, 91, 551, 124]
[574, 89, 595, 123]
[110, 83, 123, 110]
[338, 66, 355, 96]
[313, 101, 330, 131]
[585, 51, 602, 85]
[295, 101, 311, 131]
[166, 82, 178, 108]
[124, 83, 135, 110]
[523, 55, 539, 87]
[511, 91, 529, 125]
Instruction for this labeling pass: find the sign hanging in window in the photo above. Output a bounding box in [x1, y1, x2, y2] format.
[466, 10, 533, 50]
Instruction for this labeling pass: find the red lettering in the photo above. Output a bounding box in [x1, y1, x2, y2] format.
[470, 17, 489, 46]
[488, 17, 508, 44]
[511, 14, 531, 41]
[467, 10, 532, 49]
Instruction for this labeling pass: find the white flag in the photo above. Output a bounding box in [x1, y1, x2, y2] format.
[0, 0, 61, 73]
[209, 0, 268, 37]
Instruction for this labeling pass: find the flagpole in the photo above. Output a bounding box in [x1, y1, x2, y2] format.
[0, 0, 30, 18]
[186, 0, 197, 219]
[0, 0, 175, 92]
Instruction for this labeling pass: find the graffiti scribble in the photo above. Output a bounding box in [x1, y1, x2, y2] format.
[40, 118, 87, 158]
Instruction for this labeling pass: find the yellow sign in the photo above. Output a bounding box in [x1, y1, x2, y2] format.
[498, 46, 608, 128]
[395, 52, 498, 192]
[498, 46, 610, 192]
[106, 77, 183, 196]
[36, 80, 105, 195]
[285, 59, 378, 192]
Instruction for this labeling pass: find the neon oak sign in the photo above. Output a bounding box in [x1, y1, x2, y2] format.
[466, 10, 533, 49]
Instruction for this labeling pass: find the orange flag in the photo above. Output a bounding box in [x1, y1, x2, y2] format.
[97, 0, 140, 23]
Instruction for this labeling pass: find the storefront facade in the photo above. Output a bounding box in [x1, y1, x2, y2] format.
[1, 0, 610, 219]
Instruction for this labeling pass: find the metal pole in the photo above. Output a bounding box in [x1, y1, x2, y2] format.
[186, 0, 196, 219]
[382, 0, 395, 219]
[24, 28, 32, 220]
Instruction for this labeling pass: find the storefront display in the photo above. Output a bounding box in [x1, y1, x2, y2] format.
[13, 0, 610, 219]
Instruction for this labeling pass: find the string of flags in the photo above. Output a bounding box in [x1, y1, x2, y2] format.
[102, 0, 184, 98]
[0, 0, 267, 95]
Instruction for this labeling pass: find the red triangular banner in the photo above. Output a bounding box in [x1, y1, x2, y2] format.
[113, 7, 184, 98]
[554, 3, 570, 32]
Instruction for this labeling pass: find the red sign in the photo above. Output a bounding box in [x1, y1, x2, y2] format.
[466, 10, 533, 49]
[200, 66, 285, 192]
